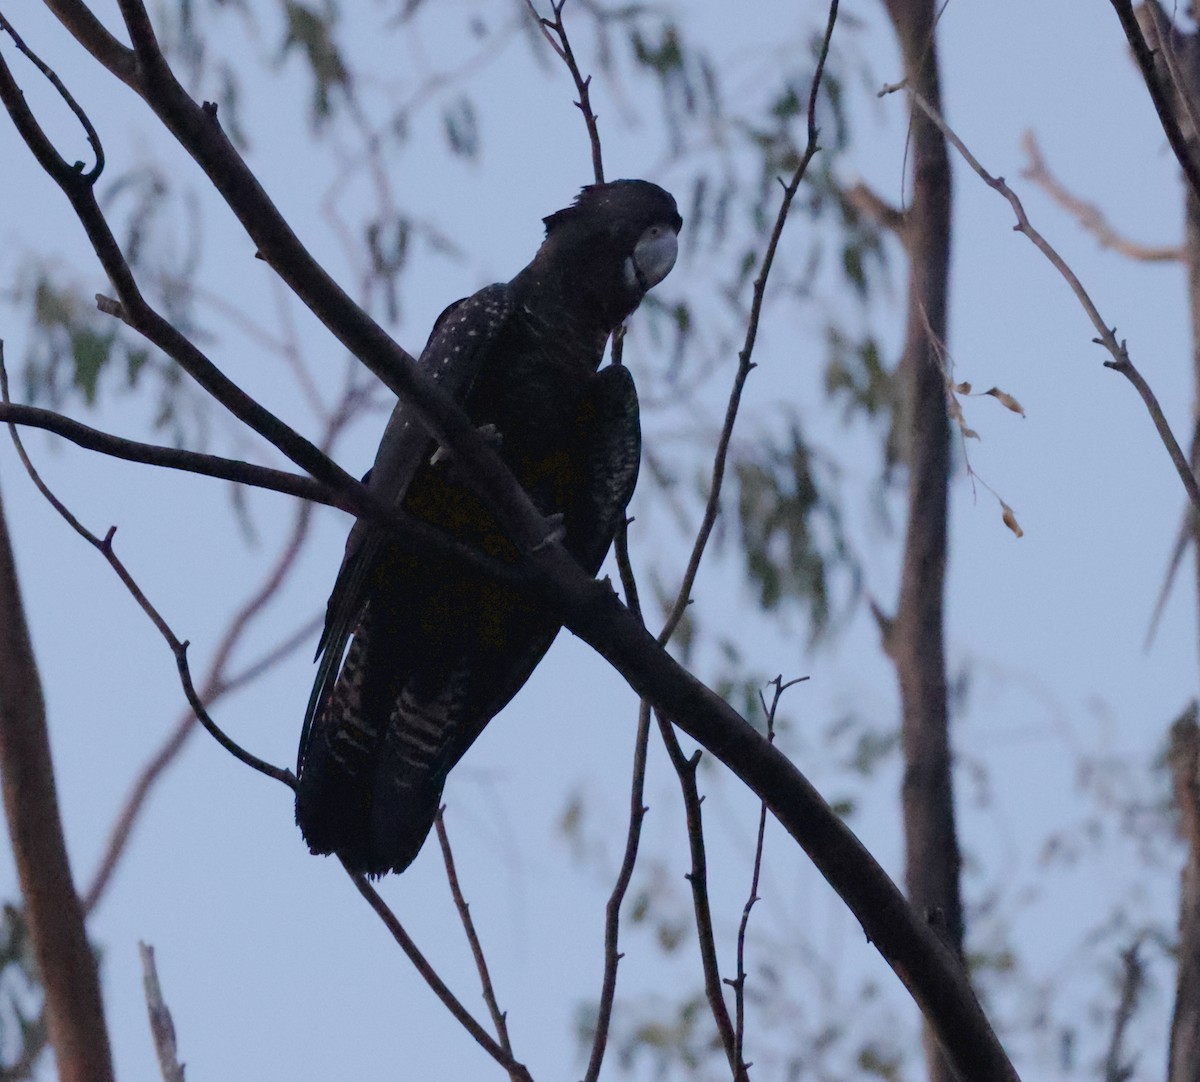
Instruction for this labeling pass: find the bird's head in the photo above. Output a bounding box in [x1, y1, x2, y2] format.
[533, 179, 682, 331]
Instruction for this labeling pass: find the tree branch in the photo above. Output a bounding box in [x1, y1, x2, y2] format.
[139, 943, 185, 1082]
[731, 676, 805, 1071]
[583, 700, 652, 1082]
[658, 0, 838, 646]
[4, 13, 1023, 1077]
[0, 400, 342, 508]
[2, 393, 294, 789]
[879, 10, 960, 1082]
[342, 865, 535, 1082]
[655, 714, 742, 1079]
[434, 810, 518, 1072]
[1109, 0, 1200, 204]
[526, 0, 605, 184]
[890, 81, 1200, 520]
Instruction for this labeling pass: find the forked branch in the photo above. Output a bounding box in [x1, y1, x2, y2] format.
[888, 82, 1200, 519]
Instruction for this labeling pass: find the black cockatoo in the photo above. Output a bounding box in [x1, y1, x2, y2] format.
[296, 179, 681, 876]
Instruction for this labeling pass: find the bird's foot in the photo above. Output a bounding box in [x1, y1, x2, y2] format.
[430, 423, 502, 469]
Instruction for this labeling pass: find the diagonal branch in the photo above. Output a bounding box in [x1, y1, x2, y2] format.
[435, 810, 518, 1070]
[731, 676, 806, 1070]
[658, 0, 839, 647]
[892, 82, 1200, 520]
[1104, 0, 1200, 203]
[3, 377, 293, 789]
[1109, 0, 1200, 204]
[343, 865, 535, 1082]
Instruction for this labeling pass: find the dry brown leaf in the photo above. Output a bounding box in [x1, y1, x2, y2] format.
[962, 426, 979, 440]
[954, 381, 972, 394]
[1001, 501, 1024, 538]
[984, 386, 1026, 416]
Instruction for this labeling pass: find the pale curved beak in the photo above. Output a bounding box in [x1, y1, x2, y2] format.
[630, 226, 679, 291]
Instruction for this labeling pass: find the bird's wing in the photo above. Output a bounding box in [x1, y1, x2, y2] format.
[298, 283, 514, 772]
[566, 361, 642, 575]
[423, 360, 643, 773]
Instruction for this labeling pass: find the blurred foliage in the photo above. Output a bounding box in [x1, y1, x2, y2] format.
[730, 420, 860, 640]
[15, 268, 200, 446]
[279, 1, 349, 126]
[0, 907, 45, 1081]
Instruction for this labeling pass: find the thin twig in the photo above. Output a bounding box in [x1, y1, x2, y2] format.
[81, 616, 320, 913]
[655, 710, 743, 1078]
[1102, 937, 1146, 1082]
[525, 0, 604, 183]
[434, 810, 517, 1068]
[659, 0, 839, 646]
[583, 700, 652, 1082]
[0, 13, 104, 179]
[139, 943, 185, 1082]
[887, 82, 1200, 520]
[342, 864, 535, 1082]
[0, 400, 343, 508]
[730, 675, 807, 1070]
[525, 8, 651, 1077]
[2, 355, 294, 789]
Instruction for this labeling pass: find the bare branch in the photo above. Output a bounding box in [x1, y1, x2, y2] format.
[1109, 0, 1200, 204]
[342, 864, 535, 1082]
[81, 609, 322, 915]
[527, 0, 605, 183]
[1103, 938, 1146, 1082]
[0, 400, 342, 508]
[434, 811, 518, 1069]
[655, 714, 742, 1078]
[2, 379, 294, 789]
[41, 0, 136, 85]
[583, 700, 652, 1082]
[0, 13, 103, 178]
[889, 82, 1200, 520]
[139, 943, 185, 1082]
[732, 676, 807, 1070]
[1020, 130, 1181, 262]
[658, 0, 840, 647]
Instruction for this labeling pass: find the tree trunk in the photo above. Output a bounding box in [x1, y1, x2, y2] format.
[879, 3, 963, 1081]
[0, 475, 115, 1082]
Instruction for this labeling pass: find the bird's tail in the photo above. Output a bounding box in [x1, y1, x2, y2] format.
[296, 640, 466, 876]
